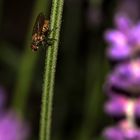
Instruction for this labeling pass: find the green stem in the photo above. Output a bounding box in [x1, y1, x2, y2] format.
[39, 0, 64, 140]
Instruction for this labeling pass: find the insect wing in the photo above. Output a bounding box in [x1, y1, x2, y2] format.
[32, 13, 46, 35]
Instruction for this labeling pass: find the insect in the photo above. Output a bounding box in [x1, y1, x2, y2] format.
[31, 13, 50, 51]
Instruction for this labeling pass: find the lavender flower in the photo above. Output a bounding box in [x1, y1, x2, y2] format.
[105, 15, 140, 61]
[133, 99, 140, 117]
[103, 120, 140, 140]
[104, 96, 127, 116]
[105, 95, 140, 119]
[106, 59, 140, 93]
[0, 111, 29, 140]
[0, 87, 29, 140]
[103, 14, 140, 140]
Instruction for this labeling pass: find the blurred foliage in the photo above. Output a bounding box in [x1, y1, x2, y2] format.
[0, 0, 118, 140]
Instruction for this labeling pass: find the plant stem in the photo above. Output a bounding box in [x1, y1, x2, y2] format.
[39, 0, 64, 140]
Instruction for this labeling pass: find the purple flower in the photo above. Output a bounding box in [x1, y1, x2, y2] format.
[105, 15, 140, 61]
[103, 126, 123, 140]
[103, 14, 140, 140]
[0, 87, 30, 140]
[0, 111, 29, 140]
[114, 14, 132, 32]
[103, 120, 140, 140]
[134, 99, 140, 117]
[106, 60, 140, 93]
[104, 96, 127, 116]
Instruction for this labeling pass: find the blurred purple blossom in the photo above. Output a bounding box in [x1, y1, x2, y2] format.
[134, 99, 140, 117]
[0, 87, 30, 140]
[103, 120, 140, 140]
[103, 13, 140, 140]
[0, 111, 29, 140]
[106, 60, 140, 93]
[114, 14, 133, 32]
[105, 15, 140, 61]
[104, 96, 127, 116]
[104, 96, 140, 118]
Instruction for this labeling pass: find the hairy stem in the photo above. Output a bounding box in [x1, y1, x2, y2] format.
[39, 0, 64, 140]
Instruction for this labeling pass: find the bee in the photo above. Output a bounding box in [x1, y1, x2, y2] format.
[31, 13, 50, 51]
